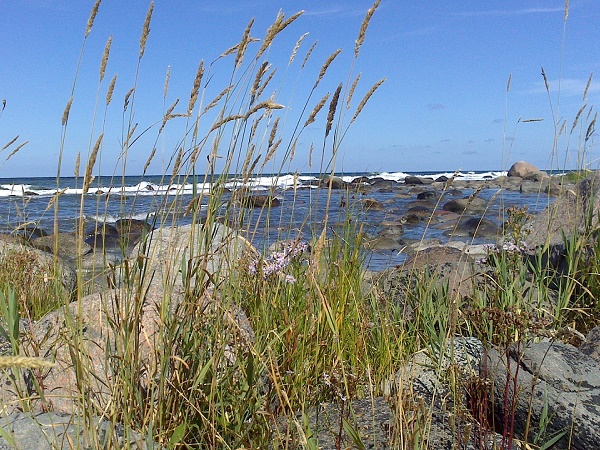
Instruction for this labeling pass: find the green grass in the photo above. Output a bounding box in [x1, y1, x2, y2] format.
[0, 1, 599, 449]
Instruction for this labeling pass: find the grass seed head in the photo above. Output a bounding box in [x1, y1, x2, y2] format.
[139, 2, 154, 59]
[105, 74, 117, 106]
[99, 36, 112, 82]
[314, 49, 341, 89]
[355, 0, 381, 58]
[62, 96, 73, 126]
[325, 83, 342, 137]
[86, 0, 102, 38]
[351, 77, 385, 124]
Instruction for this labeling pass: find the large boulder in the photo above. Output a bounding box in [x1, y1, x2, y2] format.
[485, 341, 600, 449]
[0, 240, 76, 299]
[0, 285, 255, 414]
[524, 172, 600, 248]
[507, 161, 545, 179]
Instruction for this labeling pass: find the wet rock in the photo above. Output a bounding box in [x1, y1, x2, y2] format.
[442, 196, 488, 214]
[31, 232, 92, 259]
[359, 198, 384, 211]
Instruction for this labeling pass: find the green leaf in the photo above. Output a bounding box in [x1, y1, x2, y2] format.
[169, 422, 186, 447]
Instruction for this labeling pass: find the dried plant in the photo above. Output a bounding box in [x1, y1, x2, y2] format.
[99, 36, 112, 82]
[204, 84, 232, 114]
[325, 83, 343, 137]
[85, 0, 102, 38]
[351, 77, 386, 124]
[143, 148, 156, 174]
[123, 87, 135, 112]
[62, 96, 74, 126]
[289, 32, 309, 64]
[5, 141, 28, 161]
[235, 19, 256, 68]
[314, 48, 341, 89]
[304, 93, 330, 127]
[139, 2, 154, 59]
[257, 10, 303, 60]
[302, 41, 318, 69]
[355, 0, 381, 58]
[82, 134, 103, 194]
[106, 74, 117, 106]
[188, 60, 205, 115]
[2, 135, 19, 151]
[347, 72, 362, 109]
[163, 65, 171, 99]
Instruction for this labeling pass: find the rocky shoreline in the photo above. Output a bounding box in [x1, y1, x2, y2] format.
[2, 161, 600, 449]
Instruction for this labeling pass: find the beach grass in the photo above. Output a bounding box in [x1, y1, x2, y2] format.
[0, 1, 599, 449]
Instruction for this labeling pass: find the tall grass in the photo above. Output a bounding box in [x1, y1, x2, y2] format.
[1, 1, 599, 449]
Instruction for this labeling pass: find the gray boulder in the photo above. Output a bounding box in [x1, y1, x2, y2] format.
[485, 341, 600, 449]
[507, 161, 545, 178]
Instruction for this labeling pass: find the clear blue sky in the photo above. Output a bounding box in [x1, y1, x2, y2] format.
[0, 1, 599, 177]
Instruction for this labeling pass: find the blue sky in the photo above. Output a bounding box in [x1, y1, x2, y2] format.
[0, 0, 599, 177]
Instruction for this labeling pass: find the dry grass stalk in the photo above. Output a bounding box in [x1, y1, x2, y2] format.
[143, 148, 156, 174]
[74, 152, 81, 179]
[83, 134, 103, 194]
[236, 19, 256, 68]
[289, 136, 298, 160]
[188, 60, 205, 115]
[106, 74, 117, 106]
[62, 96, 73, 126]
[139, 2, 154, 59]
[564, 0, 570, 22]
[585, 112, 597, 142]
[99, 36, 112, 82]
[6, 141, 28, 161]
[541, 67, 550, 92]
[262, 139, 281, 167]
[302, 41, 318, 69]
[558, 119, 567, 138]
[304, 93, 330, 127]
[255, 68, 277, 100]
[308, 143, 314, 168]
[351, 77, 385, 124]
[251, 62, 270, 102]
[241, 144, 257, 176]
[160, 99, 180, 132]
[347, 73, 362, 109]
[355, 0, 381, 58]
[257, 10, 303, 60]
[164, 65, 171, 99]
[204, 84, 232, 114]
[2, 135, 19, 151]
[124, 123, 138, 147]
[267, 117, 280, 149]
[209, 99, 284, 133]
[250, 113, 266, 141]
[313, 49, 341, 89]
[172, 147, 184, 177]
[86, 0, 102, 38]
[325, 83, 342, 137]
[506, 73, 512, 93]
[0, 355, 55, 369]
[571, 104, 587, 134]
[124, 87, 135, 112]
[289, 32, 309, 64]
[583, 73, 593, 100]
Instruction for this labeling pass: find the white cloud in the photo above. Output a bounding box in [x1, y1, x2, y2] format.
[455, 7, 563, 17]
[528, 78, 600, 97]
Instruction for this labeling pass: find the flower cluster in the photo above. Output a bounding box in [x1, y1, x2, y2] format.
[248, 240, 309, 283]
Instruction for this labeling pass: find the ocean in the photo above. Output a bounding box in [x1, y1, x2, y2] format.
[0, 170, 555, 270]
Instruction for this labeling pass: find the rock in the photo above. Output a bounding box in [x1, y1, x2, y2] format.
[130, 223, 257, 291]
[0, 285, 255, 415]
[405, 175, 433, 185]
[359, 198, 384, 211]
[115, 219, 154, 247]
[320, 176, 347, 190]
[525, 172, 600, 248]
[579, 326, 600, 363]
[0, 412, 161, 449]
[507, 161, 543, 178]
[485, 341, 600, 449]
[448, 217, 499, 239]
[416, 190, 440, 200]
[13, 225, 48, 241]
[368, 177, 397, 188]
[0, 240, 76, 297]
[237, 194, 281, 208]
[31, 232, 92, 259]
[442, 196, 488, 214]
[364, 235, 404, 251]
